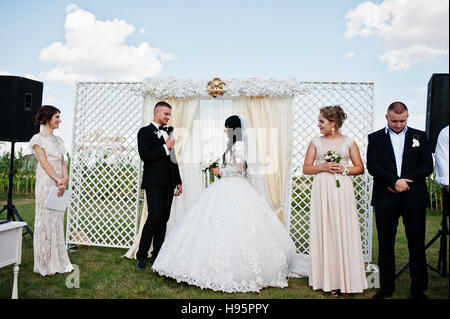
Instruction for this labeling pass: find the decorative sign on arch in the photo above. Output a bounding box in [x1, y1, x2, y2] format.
[66, 78, 374, 262]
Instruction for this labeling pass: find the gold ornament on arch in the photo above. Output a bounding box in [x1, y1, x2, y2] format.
[207, 77, 226, 98]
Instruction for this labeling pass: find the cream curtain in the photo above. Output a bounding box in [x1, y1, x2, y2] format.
[125, 94, 294, 258]
[124, 95, 201, 259]
[199, 98, 233, 159]
[233, 96, 293, 225]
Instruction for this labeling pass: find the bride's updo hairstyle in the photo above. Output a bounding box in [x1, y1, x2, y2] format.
[223, 115, 243, 165]
[319, 105, 347, 129]
[34, 105, 61, 126]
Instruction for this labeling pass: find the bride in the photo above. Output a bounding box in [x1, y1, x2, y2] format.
[151, 115, 308, 293]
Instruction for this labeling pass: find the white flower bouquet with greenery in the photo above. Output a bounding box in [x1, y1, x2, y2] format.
[324, 150, 342, 188]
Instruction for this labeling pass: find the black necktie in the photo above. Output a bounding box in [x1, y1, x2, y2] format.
[159, 125, 168, 132]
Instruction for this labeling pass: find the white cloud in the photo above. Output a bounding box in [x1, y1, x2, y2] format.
[65, 3, 80, 14]
[344, 51, 355, 58]
[24, 73, 38, 81]
[380, 45, 448, 71]
[39, 6, 173, 84]
[0, 71, 40, 81]
[345, 0, 449, 71]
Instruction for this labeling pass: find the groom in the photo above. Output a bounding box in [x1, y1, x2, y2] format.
[136, 101, 182, 269]
[367, 102, 433, 299]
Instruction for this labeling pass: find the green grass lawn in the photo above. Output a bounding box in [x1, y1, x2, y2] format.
[0, 193, 448, 299]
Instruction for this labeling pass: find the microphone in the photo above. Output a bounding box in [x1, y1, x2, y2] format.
[167, 126, 177, 163]
[167, 126, 174, 137]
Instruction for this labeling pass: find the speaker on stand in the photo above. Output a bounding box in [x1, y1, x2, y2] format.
[426, 73, 449, 152]
[0, 75, 43, 238]
[396, 74, 449, 280]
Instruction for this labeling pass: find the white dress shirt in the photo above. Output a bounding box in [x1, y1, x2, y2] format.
[385, 125, 407, 177]
[435, 125, 449, 186]
[152, 122, 170, 156]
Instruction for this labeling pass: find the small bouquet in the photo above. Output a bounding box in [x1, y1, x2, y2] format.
[200, 155, 221, 183]
[324, 150, 342, 188]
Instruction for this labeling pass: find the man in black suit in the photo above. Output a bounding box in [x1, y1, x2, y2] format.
[136, 101, 182, 269]
[367, 102, 433, 299]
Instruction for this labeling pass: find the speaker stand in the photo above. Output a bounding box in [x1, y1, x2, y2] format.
[0, 141, 34, 238]
[395, 192, 448, 279]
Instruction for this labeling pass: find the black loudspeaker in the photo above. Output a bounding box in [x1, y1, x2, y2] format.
[0, 76, 43, 142]
[426, 73, 449, 153]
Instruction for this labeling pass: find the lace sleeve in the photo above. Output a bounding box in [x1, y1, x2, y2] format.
[55, 136, 67, 158]
[220, 141, 247, 177]
[28, 134, 43, 154]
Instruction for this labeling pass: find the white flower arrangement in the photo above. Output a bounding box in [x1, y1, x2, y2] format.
[154, 130, 162, 139]
[200, 153, 221, 173]
[141, 77, 310, 98]
[200, 158, 219, 172]
[200, 155, 221, 183]
[324, 150, 342, 188]
[324, 150, 342, 163]
[412, 134, 420, 148]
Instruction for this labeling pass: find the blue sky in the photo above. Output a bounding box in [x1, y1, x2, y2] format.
[0, 0, 448, 152]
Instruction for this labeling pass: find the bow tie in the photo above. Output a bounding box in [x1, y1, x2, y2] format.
[158, 125, 168, 132]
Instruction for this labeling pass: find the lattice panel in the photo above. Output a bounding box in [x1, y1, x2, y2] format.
[65, 79, 374, 258]
[289, 82, 374, 262]
[66, 82, 143, 248]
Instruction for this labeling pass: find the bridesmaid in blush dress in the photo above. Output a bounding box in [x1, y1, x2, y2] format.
[303, 105, 367, 296]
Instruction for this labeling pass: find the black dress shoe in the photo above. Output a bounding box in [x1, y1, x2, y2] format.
[411, 291, 428, 300]
[136, 258, 146, 269]
[372, 289, 394, 299]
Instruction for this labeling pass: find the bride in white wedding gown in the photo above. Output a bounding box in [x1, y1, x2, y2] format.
[152, 115, 308, 293]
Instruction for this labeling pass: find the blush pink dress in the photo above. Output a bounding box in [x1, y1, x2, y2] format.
[308, 136, 367, 293]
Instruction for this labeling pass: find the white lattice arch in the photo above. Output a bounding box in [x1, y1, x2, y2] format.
[66, 79, 374, 262]
[66, 82, 143, 248]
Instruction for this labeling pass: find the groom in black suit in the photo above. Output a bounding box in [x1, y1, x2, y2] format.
[367, 102, 433, 299]
[136, 101, 182, 269]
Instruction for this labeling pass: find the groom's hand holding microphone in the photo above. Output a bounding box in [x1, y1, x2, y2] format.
[165, 136, 175, 150]
[164, 126, 176, 154]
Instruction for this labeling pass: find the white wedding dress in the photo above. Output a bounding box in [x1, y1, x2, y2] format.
[152, 141, 308, 293]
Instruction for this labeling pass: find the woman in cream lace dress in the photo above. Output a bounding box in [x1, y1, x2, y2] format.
[28, 105, 73, 276]
[303, 106, 367, 296]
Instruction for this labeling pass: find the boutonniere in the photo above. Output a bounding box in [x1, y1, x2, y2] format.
[154, 130, 162, 139]
[412, 134, 420, 149]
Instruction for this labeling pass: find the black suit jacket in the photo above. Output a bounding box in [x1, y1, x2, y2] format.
[138, 123, 182, 189]
[367, 127, 433, 209]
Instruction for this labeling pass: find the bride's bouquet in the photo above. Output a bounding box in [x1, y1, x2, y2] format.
[324, 150, 342, 188]
[200, 155, 221, 184]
